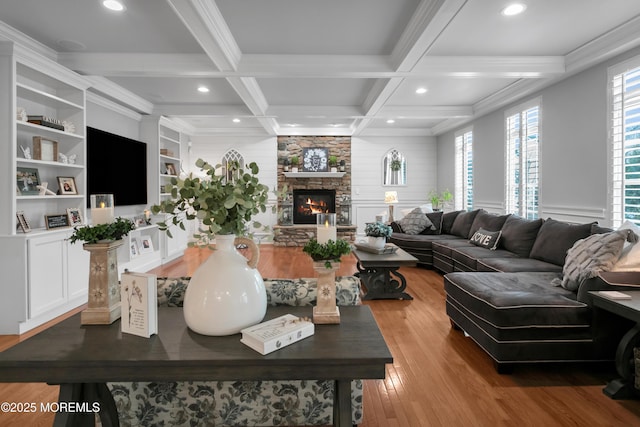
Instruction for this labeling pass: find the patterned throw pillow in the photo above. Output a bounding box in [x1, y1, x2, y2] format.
[397, 208, 434, 235]
[469, 228, 501, 250]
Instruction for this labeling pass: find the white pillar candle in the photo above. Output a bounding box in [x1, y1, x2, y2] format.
[316, 213, 337, 244]
[91, 194, 115, 225]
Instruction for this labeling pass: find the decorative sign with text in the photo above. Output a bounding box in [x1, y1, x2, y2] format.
[121, 272, 157, 338]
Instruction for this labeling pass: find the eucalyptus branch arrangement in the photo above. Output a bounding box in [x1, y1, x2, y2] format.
[69, 217, 135, 244]
[302, 238, 352, 269]
[151, 158, 271, 247]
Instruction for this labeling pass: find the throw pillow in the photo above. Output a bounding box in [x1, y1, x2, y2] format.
[420, 211, 443, 235]
[450, 209, 481, 238]
[397, 208, 434, 235]
[468, 210, 511, 237]
[529, 218, 595, 266]
[469, 228, 502, 250]
[613, 220, 640, 271]
[441, 210, 462, 234]
[557, 229, 637, 291]
[499, 216, 544, 258]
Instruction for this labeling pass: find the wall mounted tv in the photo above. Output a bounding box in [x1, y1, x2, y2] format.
[86, 126, 147, 206]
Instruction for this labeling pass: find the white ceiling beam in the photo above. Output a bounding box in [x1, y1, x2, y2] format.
[152, 104, 253, 117]
[267, 105, 364, 118]
[85, 76, 154, 114]
[378, 105, 473, 119]
[413, 56, 565, 77]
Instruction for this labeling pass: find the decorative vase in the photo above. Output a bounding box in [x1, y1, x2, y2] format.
[330, 166, 338, 173]
[312, 261, 340, 324]
[291, 166, 299, 173]
[184, 234, 266, 336]
[81, 239, 124, 325]
[367, 236, 386, 249]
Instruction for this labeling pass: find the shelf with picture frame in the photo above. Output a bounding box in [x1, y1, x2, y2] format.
[117, 224, 162, 276]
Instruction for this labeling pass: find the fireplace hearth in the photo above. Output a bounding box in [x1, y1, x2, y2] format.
[293, 189, 336, 224]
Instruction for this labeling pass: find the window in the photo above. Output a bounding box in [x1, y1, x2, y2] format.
[505, 99, 540, 219]
[454, 128, 473, 210]
[383, 149, 407, 186]
[610, 58, 640, 227]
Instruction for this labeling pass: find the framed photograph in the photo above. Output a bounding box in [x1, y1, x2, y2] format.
[133, 215, 146, 227]
[32, 136, 58, 162]
[130, 237, 140, 258]
[16, 167, 41, 195]
[57, 176, 78, 195]
[165, 163, 177, 176]
[16, 211, 31, 233]
[45, 214, 70, 230]
[302, 148, 328, 172]
[66, 208, 83, 226]
[138, 235, 154, 254]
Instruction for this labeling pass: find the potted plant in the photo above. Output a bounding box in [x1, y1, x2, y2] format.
[69, 217, 135, 325]
[290, 155, 299, 173]
[364, 221, 393, 249]
[429, 189, 453, 211]
[151, 158, 271, 336]
[328, 155, 338, 173]
[303, 238, 352, 269]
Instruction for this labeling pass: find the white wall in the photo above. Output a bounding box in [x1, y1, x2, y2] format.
[437, 45, 640, 226]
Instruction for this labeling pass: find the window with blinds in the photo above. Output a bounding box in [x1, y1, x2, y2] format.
[505, 101, 540, 219]
[610, 60, 640, 227]
[454, 128, 473, 210]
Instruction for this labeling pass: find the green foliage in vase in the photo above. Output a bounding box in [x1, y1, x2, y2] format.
[69, 217, 135, 244]
[302, 238, 352, 269]
[364, 221, 393, 238]
[328, 155, 338, 166]
[429, 189, 454, 210]
[151, 158, 270, 246]
[290, 155, 299, 166]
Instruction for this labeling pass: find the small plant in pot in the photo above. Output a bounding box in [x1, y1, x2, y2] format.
[303, 238, 351, 269]
[429, 189, 453, 211]
[364, 221, 392, 249]
[328, 155, 338, 172]
[150, 158, 272, 336]
[69, 217, 135, 244]
[290, 155, 300, 173]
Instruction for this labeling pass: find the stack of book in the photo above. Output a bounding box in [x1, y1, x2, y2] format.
[27, 115, 64, 131]
[241, 314, 314, 355]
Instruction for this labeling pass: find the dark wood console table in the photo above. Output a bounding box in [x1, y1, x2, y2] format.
[0, 305, 392, 426]
[353, 245, 417, 300]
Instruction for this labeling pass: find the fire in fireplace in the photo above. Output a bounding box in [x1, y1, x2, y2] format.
[293, 189, 336, 224]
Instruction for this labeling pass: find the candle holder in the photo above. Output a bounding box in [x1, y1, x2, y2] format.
[316, 213, 337, 244]
[91, 194, 115, 225]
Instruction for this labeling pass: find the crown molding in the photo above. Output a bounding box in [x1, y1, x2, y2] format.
[86, 92, 142, 121]
[85, 76, 154, 114]
[58, 53, 215, 77]
[0, 21, 56, 61]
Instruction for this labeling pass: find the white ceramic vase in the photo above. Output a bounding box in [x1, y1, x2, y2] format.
[367, 236, 386, 249]
[183, 234, 266, 336]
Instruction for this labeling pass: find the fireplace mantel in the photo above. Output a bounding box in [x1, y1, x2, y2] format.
[283, 172, 345, 178]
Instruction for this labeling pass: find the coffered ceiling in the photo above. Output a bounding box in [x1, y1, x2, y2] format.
[2, 0, 640, 136]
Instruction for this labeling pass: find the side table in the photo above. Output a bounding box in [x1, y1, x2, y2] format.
[352, 245, 417, 300]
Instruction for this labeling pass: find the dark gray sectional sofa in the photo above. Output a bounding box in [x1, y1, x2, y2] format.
[388, 209, 633, 371]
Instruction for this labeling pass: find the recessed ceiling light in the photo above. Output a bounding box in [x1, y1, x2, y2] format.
[232, 118, 241, 123]
[415, 87, 428, 94]
[501, 3, 526, 16]
[197, 86, 210, 93]
[386, 119, 395, 124]
[102, 0, 125, 12]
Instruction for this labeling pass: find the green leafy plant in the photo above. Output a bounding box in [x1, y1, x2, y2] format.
[290, 155, 299, 166]
[328, 155, 338, 167]
[151, 158, 270, 246]
[69, 217, 135, 244]
[429, 189, 453, 211]
[303, 238, 351, 269]
[365, 221, 393, 238]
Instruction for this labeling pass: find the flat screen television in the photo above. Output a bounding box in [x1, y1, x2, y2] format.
[86, 126, 147, 206]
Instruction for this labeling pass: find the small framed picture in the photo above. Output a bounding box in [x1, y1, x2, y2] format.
[32, 136, 59, 162]
[57, 177, 78, 195]
[130, 238, 140, 258]
[67, 208, 83, 226]
[165, 163, 177, 176]
[16, 211, 31, 233]
[45, 214, 70, 230]
[138, 235, 154, 254]
[17, 167, 41, 195]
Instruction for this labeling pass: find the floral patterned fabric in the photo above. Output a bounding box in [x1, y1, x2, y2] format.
[109, 276, 364, 426]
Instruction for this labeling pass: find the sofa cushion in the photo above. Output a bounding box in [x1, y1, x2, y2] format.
[469, 228, 501, 250]
[450, 209, 480, 238]
[441, 210, 462, 234]
[529, 219, 595, 266]
[452, 247, 518, 272]
[499, 216, 544, 258]
[468, 210, 511, 236]
[397, 207, 434, 234]
[613, 220, 640, 271]
[477, 257, 563, 273]
[557, 229, 636, 291]
[421, 211, 443, 235]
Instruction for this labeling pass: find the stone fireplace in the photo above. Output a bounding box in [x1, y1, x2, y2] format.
[274, 136, 356, 246]
[293, 189, 336, 224]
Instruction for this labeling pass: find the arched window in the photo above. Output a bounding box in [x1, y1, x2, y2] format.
[383, 149, 407, 186]
[222, 149, 244, 183]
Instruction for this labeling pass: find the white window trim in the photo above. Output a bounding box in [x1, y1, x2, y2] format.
[504, 96, 542, 218]
[454, 126, 473, 211]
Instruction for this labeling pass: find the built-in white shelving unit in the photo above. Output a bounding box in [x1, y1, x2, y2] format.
[0, 41, 91, 334]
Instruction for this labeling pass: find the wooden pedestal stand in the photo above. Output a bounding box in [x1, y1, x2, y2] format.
[81, 240, 124, 325]
[312, 261, 341, 324]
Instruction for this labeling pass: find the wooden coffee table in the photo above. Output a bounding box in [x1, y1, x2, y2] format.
[353, 245, 418, 300]
[0, 305, 392, 427]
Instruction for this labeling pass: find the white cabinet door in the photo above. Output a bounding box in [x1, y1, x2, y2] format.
[66, 239, 90, 300]
[27, 234, 66, 318]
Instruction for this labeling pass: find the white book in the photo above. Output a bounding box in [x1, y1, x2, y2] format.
[121, 272, 158, 338]
[598, 290, 633, 300]
[240, 314, 314, 355]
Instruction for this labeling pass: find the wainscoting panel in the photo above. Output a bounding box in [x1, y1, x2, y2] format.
[539, 205, 607, 225]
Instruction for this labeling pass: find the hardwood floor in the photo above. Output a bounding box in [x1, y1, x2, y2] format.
[2, 245, 640, 426]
